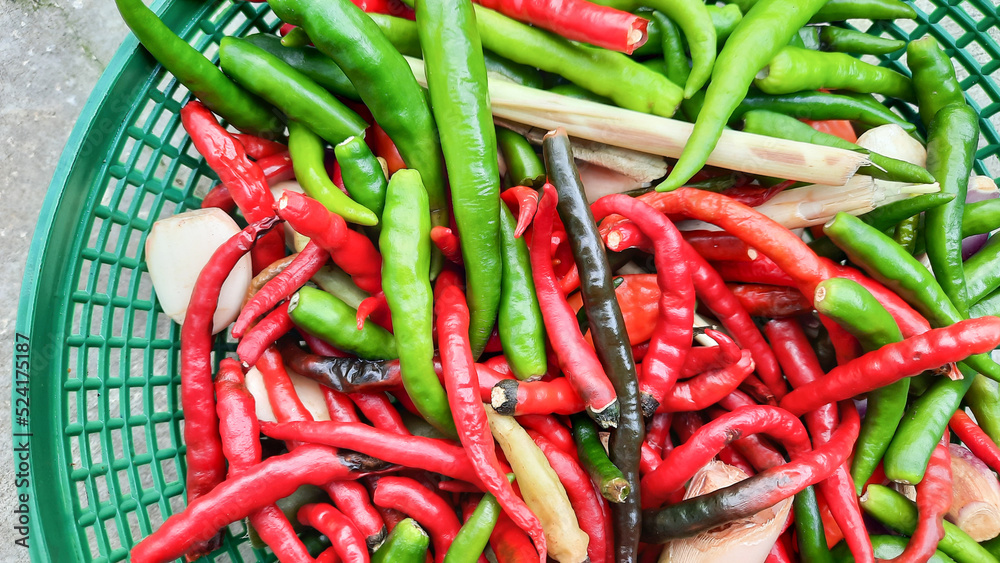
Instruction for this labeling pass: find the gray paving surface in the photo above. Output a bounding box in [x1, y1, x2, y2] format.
[0, 0, 129, 560]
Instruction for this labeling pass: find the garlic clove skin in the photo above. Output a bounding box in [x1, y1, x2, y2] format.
[947, 443, 1000, 542]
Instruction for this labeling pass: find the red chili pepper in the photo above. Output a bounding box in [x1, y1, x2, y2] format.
[430, 226, 464, 265]
[888, 435, 952, 563]
[803, 119, 858, 143]
[592, 194, 695, 418]
[501, 185, 540, 238]
[490, 512, 538, 563]
[683, 230, 758, 262]
[350, 392, 410, 435]
[355, 292, 393, 332]
[201, 184, 237, 213]
[641, 406, 812, 508]
[315, 547, 340, 563]
[529, 185, 618, 425]
[639, 441, 664, 475]
[491, 376, 585, 416]
[711, 257, 798, 287]
[672, 412, 703, 443]
[819, 314, 863, 366]
[180, 100, 284, 272]
[372, 476, 460, 563]
[369, 122, 406, 174]
[567, 274, 661, 347]
[718, 444, 756, 475]
[179, 216, 279, 506]
[324, 388, 362, 422]
[258, 151, 296, 184]
[728, 283, 813, 318]
[779, 317, 1000, 416]
[358, 0, 416, 19]
[722, 179, 796, 208]
[516, 415, 575, 456]
[232, 133, 288, 159]
[710, 397, 788, 471]
[298, 503, 370, 563]
[275, 192, 383, 295]
[259, 419, 482, 487]
[655, 350, 755, 413]
[765, 318, 873, 563]
[645, 413, 673, 458]
[475, 0, 647, 53]
[129, 445, 379, 563]
[949, 410, 1000, 474]
[236, 301, 293, 368]
[766, 532, 796, 563]
[233, 240, 329, 338]
[680, 330, 743, 378]
[215, 360, 312, 562]
[529, 431, 609, 563]
[435, 284, 546, 561]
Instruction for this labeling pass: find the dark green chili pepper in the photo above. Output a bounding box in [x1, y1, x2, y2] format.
[335, 136, 389, 223]
[473, 5, 683, 117]
[380, 169, 456, 436]
[242, 34, 360, 101]
[814, 277, 907, 495]
[483, 50, 545, 89]
[832, 535, 956, 563]
[365, 12, 423, 57]
[733, 89, 918, 133]
[577, 277, 626, 335]
[219, 38, 368, 145]
[113, 0, 283, 137]
[972, 286, 1000, 318]
[372, 518, 430, 563]
[288, 287, 398, 360]
[287, 122, 378, 226]
[861, 485, 999, 563]
[809, 193, 954, 261]
[545, 130, 641, 560]
[267, 0, 449, 230]
[660, 0, 831, 190]
[794, 486, 835, 563]
[755, 46, 914, 101]
[725, 0, 916, 23]
[496, 129, 545, 188]
[571, 413, 630, 504]
[645, 0, 715, 97]
[884, 364, 974, 485]
[740, 109, 934, 184]
[498, 205, 548, 380]
[650, 12, 689, 89]
[893, 214, 919, 255]
[907, 36, 967, 128]
[822, 212, 1000, 382]
[418, 0, 502, 357]
[923, 103, 980, 314]
[962, 199, 1000, 238]
[963, 235, 1000, 304]
[983, 532, 1000, 559]
[818, 26, 906, 55]
[444, 494, 501, 563]
[632, 4, 742, 56]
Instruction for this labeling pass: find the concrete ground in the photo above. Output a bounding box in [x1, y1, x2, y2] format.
[0, 0, 129, 560]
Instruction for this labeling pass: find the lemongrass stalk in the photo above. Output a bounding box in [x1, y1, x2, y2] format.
[405, 58, 870, 187]
[661, 460, 792, 563]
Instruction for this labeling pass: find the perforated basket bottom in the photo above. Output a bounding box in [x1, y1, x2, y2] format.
[14, 0, 1000, 561]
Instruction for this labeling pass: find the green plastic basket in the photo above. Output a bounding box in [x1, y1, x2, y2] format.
[12, 0, 1000, 561]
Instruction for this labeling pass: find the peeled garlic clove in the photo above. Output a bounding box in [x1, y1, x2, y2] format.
[244, 365, 332, 423]
[948, 443, 1000, 541]
[145, 208, 251, 334]
[856, 124, 927, 167]
[661, 461, 792, 563]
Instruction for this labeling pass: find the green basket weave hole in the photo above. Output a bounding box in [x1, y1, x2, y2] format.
[12, 0, 1000, 562]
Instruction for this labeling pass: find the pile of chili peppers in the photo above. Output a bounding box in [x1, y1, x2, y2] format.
[116, 0, 1000, 561]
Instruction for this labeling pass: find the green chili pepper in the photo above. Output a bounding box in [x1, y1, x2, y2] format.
[832, 535, 956, 563]
[924, 103, 980, 314]
[473, 6, 683, 117]
[242, 34, 360, 101]
[268, 0, 448, 230]
[755, 46, 914, 100]
[740, 109, 934, 184]
[725, 0, 916, 22]
[496, 129, 545, 188]
[571, 413, 630, 504]
[983, 533, 1000, 559]
[818, 26, 906, 55]
[219, 38, 368, 145]
[861, 485, 999, 563]
[660, 0, 847, 191]
[498, 205, 548, 380]
[646, 0, 716, 98]
[288, 287, 397, 360]
[365, 12, 423, 57]
[483, 50, 545, 89]
[963, 199, 1000, 238]
[972, 286, 1000, 318]
[650, 12, 689, 89]
[822, 212, 1000, 382]
[312, 264, 369, 309]
[884, 364, 975, 485]
[548, 83, 613, 104]
[814, 277, 907, 494]
[545, 131, 640, 559]
[380, 169, 456, 436]
[372, 518, 430, 563]
[893, 214, 920, 255]
[907, 36, 967, 128]
[734, 89, 918, 133]
[281, 26, 312, 48]
[965, 376, 1000, 453]
[794, 486, 835, 563]
[418, 0, 502, 357]
[335, 136, 388, 223]
[286, 122, 378, 226]
[444, 494, 502, 563]
[707, 4, 744, 45]
[964, 235, 1000, 304]
[633, 4, 742, 56]
[113, 0, 283, 137]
